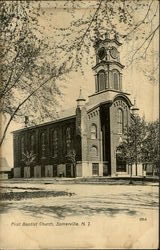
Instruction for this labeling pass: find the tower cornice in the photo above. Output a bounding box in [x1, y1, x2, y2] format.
[92, 61, 125, 71]
[94, 38, 122, 48]
[89, 89, 130, 98]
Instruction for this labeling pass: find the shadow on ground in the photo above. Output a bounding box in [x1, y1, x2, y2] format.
[0, 190, 74, 201]
[16, 204, 138, 219]
[0, 186, 158, 219]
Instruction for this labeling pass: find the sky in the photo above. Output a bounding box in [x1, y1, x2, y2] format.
[37, 0, 159, 120]
[1, 0, 159, 168]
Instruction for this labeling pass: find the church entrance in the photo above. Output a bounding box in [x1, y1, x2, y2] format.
[66, 163, 72, 177]
[92, 163, 99, 176]
[53, 164, 57, 177]
[116, 149, 126, 172]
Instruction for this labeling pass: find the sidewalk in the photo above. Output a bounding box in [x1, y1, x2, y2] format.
[1, 175, 159, 184]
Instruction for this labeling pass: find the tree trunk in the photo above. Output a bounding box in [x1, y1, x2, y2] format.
[73, 163, 76, 178]
[135, 162, 138, 176]
[129, 164, 133, 184]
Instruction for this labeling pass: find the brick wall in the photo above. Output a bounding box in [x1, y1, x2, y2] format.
[13, 117, 76, 174]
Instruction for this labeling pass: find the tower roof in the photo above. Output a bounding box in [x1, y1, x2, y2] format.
[76, 88, 86, 101]
[131, 98, 139, 115]
[132, 98, 139, 110]
[94, 32, 122, 48]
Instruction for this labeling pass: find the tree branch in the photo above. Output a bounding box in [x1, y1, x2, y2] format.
[142, 29, 157, 57]
[129, 25, 159, 64]
[0, 58, 72, 146]
[78, 0, 103, 47]
[105, 2, 116, 32]
[0, 73, 55, 146]
[125, 0, 154, 38]
[0, 50, 20, 98]
[1, 67, 26, 98]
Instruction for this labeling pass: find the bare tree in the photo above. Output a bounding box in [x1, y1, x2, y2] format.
[0, 1, 75, 146]
[52, 0, 159, 77]
[23, 150, 36, 168]
[1, 1, 158, 146]
[66, 149, 76, 177]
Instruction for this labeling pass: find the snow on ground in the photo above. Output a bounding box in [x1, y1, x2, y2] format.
[0, 182, 159, 249]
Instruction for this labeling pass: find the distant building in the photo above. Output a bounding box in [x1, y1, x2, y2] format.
[13, 34, 134, 178]
[0, 157, 12, 179]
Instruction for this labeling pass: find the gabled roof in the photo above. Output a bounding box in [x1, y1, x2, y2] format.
[12, 107, 76, 133]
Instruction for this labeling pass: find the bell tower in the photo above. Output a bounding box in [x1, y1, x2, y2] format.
[93, 32, 124, 93]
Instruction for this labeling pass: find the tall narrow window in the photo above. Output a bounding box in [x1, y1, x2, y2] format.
[30, 134, 35, 153]
[41, 132, 45, 157]
[66, 127, 71, 153]
[21, 136, 25, 159]
[113, 72, 119, 90]
[91, 124, 97, 139]
[53, 130, 58, 157]
[98, 70, 106, 91]
[118, 109, 123, 134]
[125, 109, 129, 133]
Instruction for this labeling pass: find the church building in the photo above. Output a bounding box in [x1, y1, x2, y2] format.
[13, 33, 134, 178]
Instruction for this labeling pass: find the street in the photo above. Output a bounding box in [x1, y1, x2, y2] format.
[0, 181, 159, 249]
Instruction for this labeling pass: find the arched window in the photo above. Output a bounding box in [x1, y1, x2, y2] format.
[66, 127, 71, 139]
[113, 72, 119, 90]
[52, 130, 58, 157]
[91, 124, 97, 139]
[98, 70, 106, 91]
[21, 136, 25, 159]
[118, 109, 123, 134]
[91, 146, 98, 157]
[66, 127, 71, 153]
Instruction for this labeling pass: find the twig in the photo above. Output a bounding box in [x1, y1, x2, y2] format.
[125, 0, 154, 38]
[142, 29, 157, 57]
[0, 50, 20, 99]
[2, 67, 26, 98]
[123, 0, 134, 21]
[78, 0, 103, 47]
[129, 25, 159, 64]
[105, 2, 116, 32]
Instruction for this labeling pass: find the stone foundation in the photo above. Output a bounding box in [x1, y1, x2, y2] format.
[45, 165, 53, 177]
[24, 167, 30, 178]
[13, 168, 21, 178]
[34, 165, 41, 178]
[57, 164, 65, 177]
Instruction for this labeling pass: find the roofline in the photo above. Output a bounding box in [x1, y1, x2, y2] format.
[88, 89, 130, 98]
[113, 94, 133, 107]
[87, 101, 111, 113]
[12, 115, 76, 134]
[87, 93, 133, 113]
